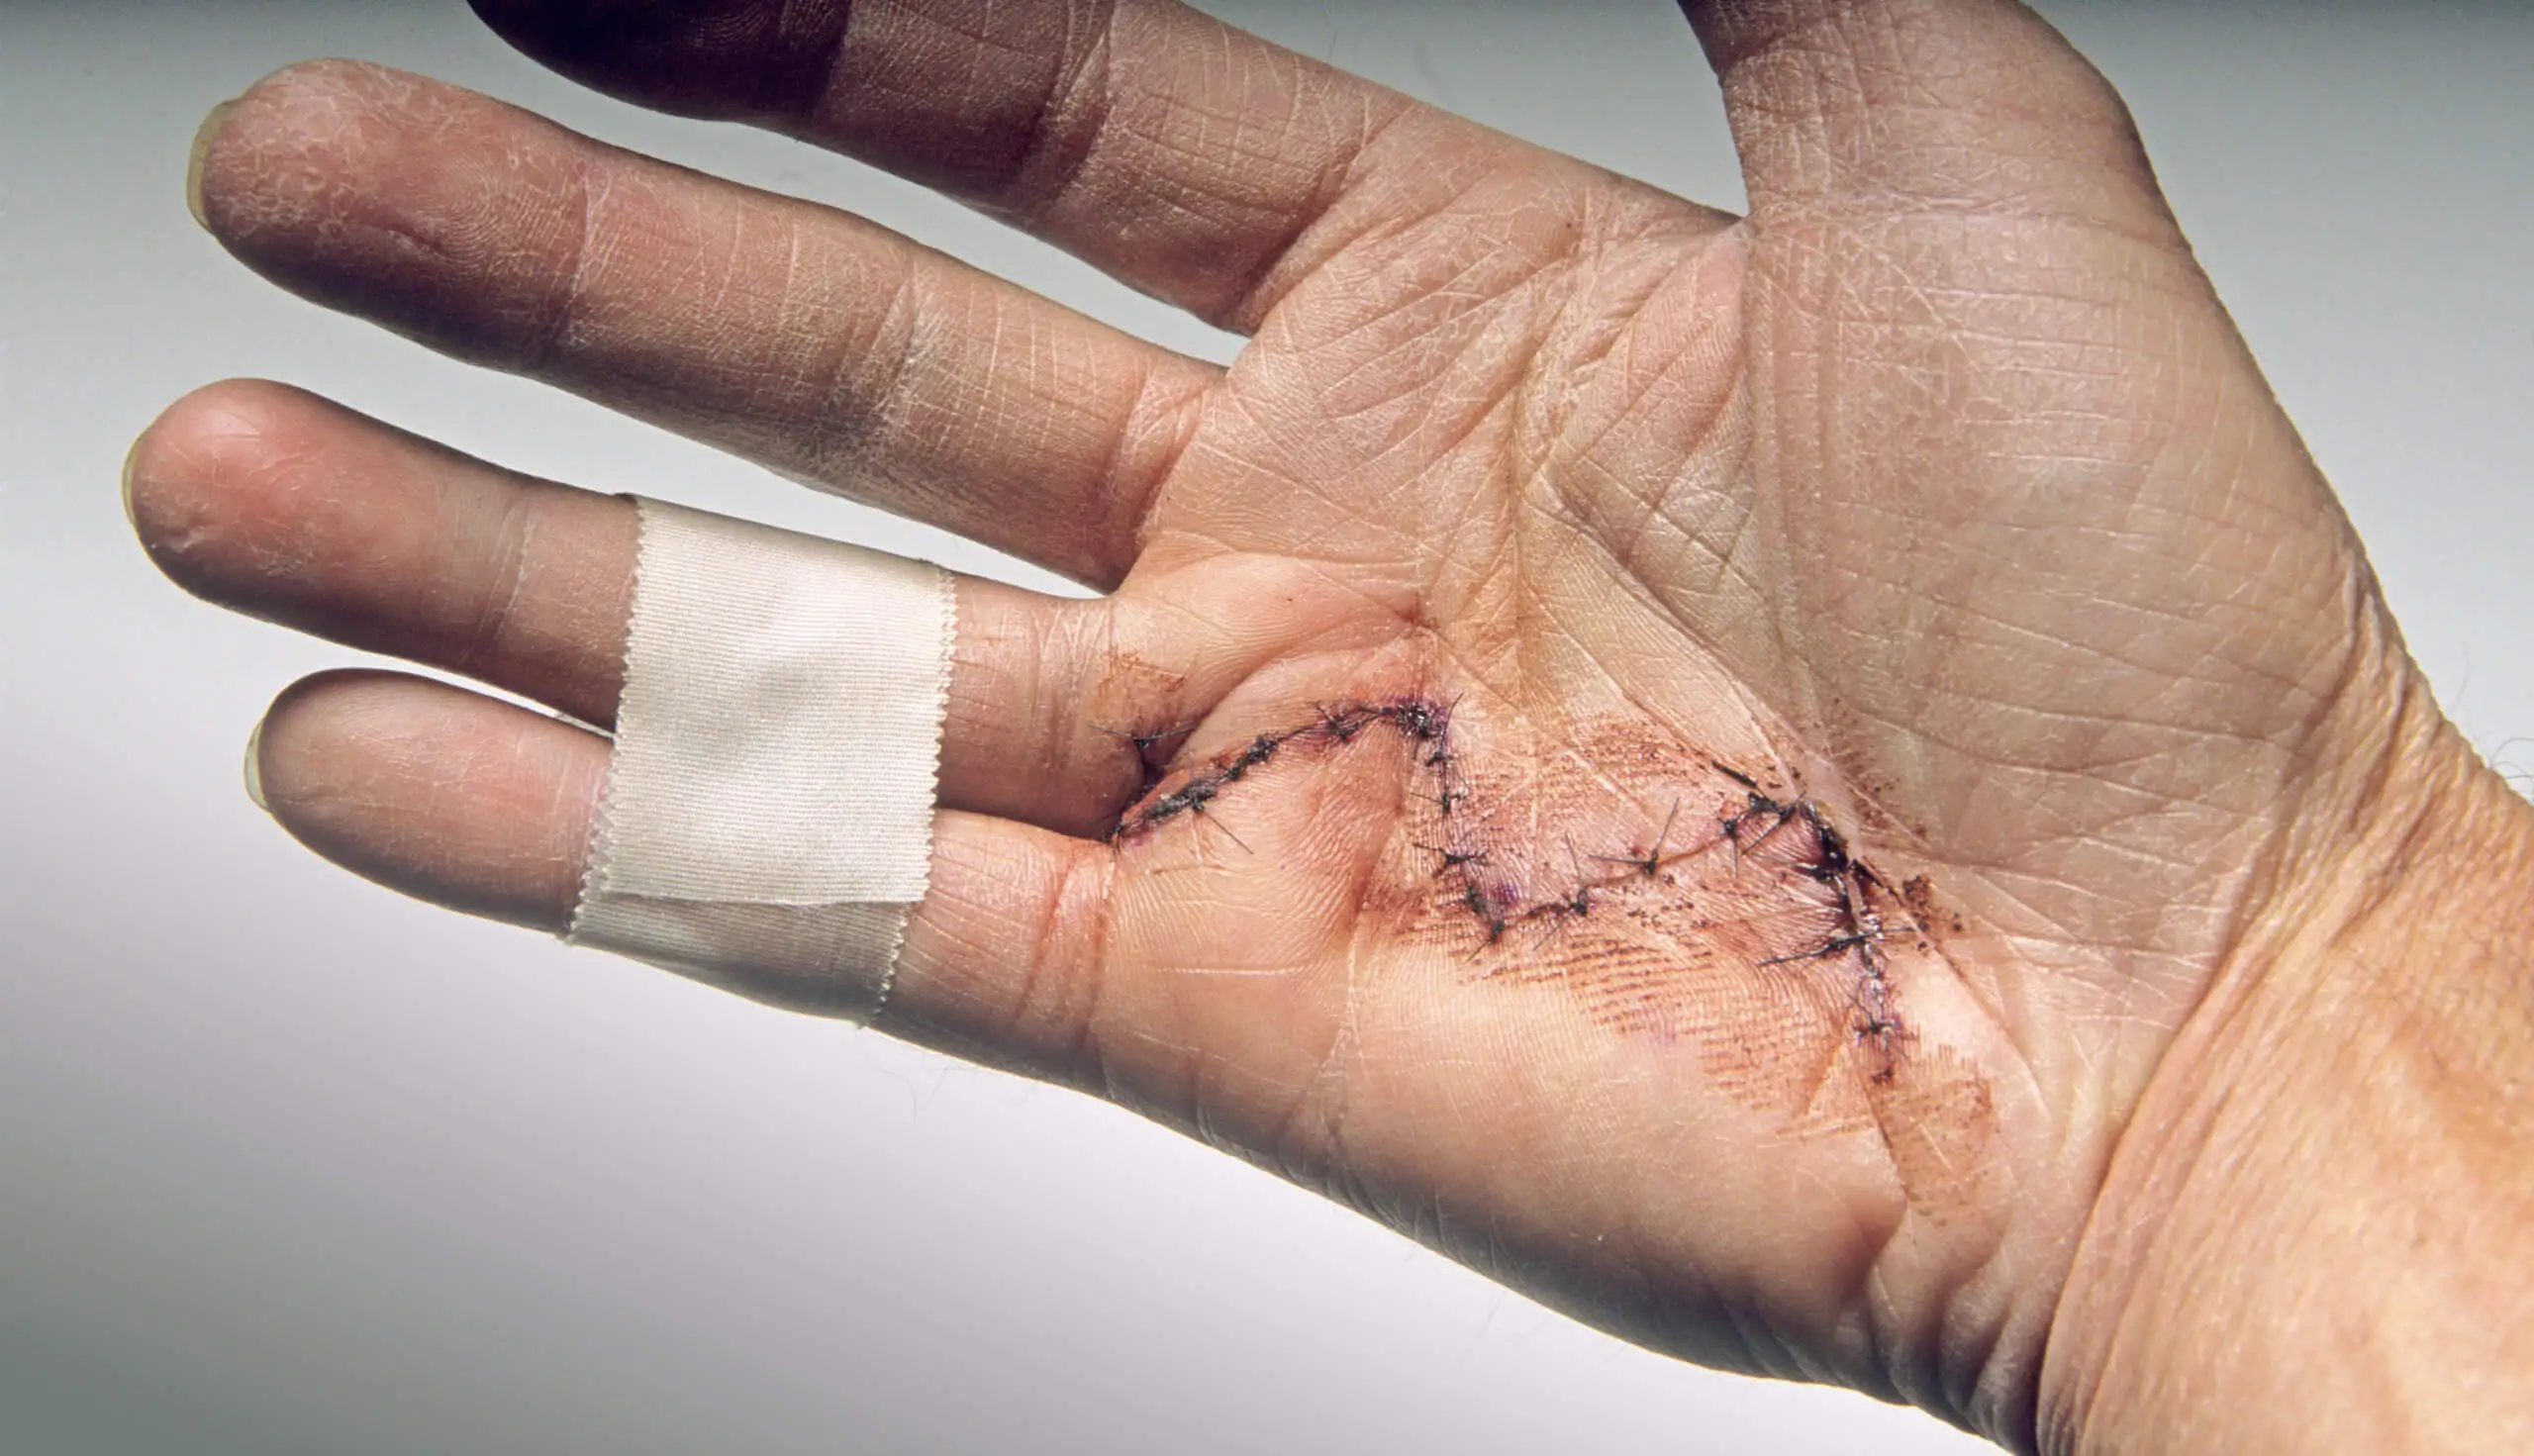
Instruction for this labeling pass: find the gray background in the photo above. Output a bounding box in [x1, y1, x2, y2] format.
[3, 2, 2527, 1452]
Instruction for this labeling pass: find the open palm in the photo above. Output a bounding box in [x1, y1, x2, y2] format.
[135, 2, 2431, 1446]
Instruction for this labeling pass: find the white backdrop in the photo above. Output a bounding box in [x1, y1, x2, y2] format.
[3, 3, 2526, 1452]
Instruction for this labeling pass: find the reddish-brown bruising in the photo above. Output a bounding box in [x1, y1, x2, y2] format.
[1108, 694, 1997, 1212]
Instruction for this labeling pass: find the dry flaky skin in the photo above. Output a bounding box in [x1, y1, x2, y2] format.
[137, 1, 2534, 1451]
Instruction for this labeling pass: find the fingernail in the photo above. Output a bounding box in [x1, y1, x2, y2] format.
[187, 100, 237, 232]
[120, 434, 144, 532]
[244, 718, 269, 813]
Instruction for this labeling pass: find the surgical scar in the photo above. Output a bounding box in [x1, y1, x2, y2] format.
[1109, 696, 1998, 1213]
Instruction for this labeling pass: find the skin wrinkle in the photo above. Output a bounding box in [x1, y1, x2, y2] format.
[753, 202, 800, 351]
[464, 489, 539, 688]
[1102, 345, 1211, 577]
[1219, 96, 1422, 331]
[1831, 684, 2248, 841]
[1314, 265, 1519, 402]
[1061, 612, 1128, 797]
[1113, 92, 1318, 212]
[1914, 650, 2303, 748]
[1955, 588, 2298, 699]
[1539, 284, 1736, 484]
[988, 3, 1353, 329]
[1265, 1017, 1362, 1224]
[521, 154, 603, 375]
[1781, 562, 2310, 792]
[787, 226, 923, 487]
[1286, 213, 1541, 386]
[165, 4, 2534, 1441]
[920, 0, 1118, 211]
[1032, 834, 1113, 1093]
[1305, 241, 1596, 496]
[1252, 136, 1524, 330]
[227, 61, 1227, 588]
[2211, 649, 2398, 970]
[1715, 3, 2110, 216]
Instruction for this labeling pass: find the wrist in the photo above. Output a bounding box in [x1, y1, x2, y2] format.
[2041, 681, 2534, 1454]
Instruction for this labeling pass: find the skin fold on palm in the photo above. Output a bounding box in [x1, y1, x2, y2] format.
[130, 1, 2514, 1450]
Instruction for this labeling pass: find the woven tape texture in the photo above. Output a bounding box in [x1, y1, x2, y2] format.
[566, 497, 954, 1019]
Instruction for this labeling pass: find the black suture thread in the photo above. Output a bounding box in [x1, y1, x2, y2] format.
[1460, 879, 1510, 946]
[1554, 839, 1594, 921]
[1757, 930, 1872, 967]
[1512, 768, 1905, 1062]
[1114, 724, 1905, 1064]
[1096, 722, 1193, 750]
[1590, 799, 1682, 879]
[1137, 768, 1261, 853]
[1706, 770, 1903, 1063]
[1800, 815, 1853, 886]
[1844, 928, 1903, 1083]
[1109, 698, 1455, 843]
[1097, 720, 1202, 796]
[1196, 807, 1253, 853]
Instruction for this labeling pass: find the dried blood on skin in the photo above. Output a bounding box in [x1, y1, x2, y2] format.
[1108, 695, 1998, 1214]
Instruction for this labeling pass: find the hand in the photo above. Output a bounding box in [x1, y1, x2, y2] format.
[129, 3, 2534, 1450]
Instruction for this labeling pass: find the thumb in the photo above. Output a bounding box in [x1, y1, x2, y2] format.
[1683, 0, 2173, 231]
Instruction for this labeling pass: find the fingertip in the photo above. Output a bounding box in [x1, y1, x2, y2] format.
[185, 60, 372, 244]
[253, 667, 365, 807]
[255, 670, 605, 932]
[186, 98, 237, 232]
[120, 430, 144, 532]
[251, 669, 352, 837]
[243, 714, 269, 814]
[126, 378, 323, 587]
[184, 58, 520, 330]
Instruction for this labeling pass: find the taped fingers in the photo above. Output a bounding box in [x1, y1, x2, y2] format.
[128, 379, 1151, 836]
[250, 666, 1115, 1034]
[216, 435, 1376, 1086]
[265, 500, 964, 1019]
[189, 60, 1215, 589]
[564, 495, 956, 1015]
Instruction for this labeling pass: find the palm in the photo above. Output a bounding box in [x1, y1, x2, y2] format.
[141, 1, 2409, 1444]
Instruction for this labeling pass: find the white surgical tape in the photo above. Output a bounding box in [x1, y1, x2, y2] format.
[566, 497, 955, 1020]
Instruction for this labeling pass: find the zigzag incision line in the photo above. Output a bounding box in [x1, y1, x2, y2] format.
[1108, 698, 1909, 1078]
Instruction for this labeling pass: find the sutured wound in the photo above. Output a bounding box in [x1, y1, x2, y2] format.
[1106, 696, 1915, 1082]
